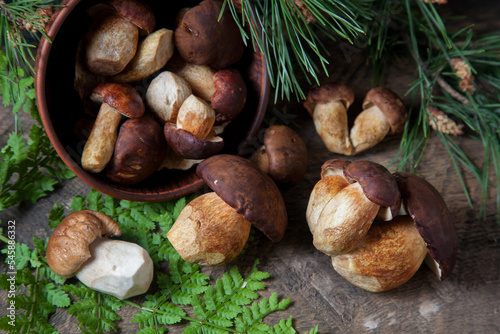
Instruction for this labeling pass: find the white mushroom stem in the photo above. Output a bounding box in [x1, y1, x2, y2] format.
[350, 104, 391, 155]
[81, 104, 122, 173]
[76, 238, 154, 300]
[313, 101, 353, 155]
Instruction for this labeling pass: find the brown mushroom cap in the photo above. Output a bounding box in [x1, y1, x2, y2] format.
[362, 87, 407, 135]
[394, 172, 458, 280]
[211, 68, 247, 125]
[106, 116, 167, 185]
[344, 160, 401, 218]
[302, 82, 355, 116]
[164, 122, 224, 159]
[91, 83, 145, 118]
[196, 154, 288, 242]
[46, 210, 121, 278]
[107, 0, 156, 34]
[174, 0, 245, 69]
[320, 159, 352, 178]
[261, 125, 308, 185]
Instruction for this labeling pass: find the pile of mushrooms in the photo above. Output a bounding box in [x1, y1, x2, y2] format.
[303, 82, 407, 155]
[46, 210, 154, 299]
[74, 0, 249, 185]
[306, 159, 458, 292]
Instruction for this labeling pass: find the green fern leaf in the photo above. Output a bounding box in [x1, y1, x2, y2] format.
[42, 282, 70, 307]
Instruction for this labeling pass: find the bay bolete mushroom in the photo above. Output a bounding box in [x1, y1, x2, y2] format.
[350, 87, 407, 154]
[105, 115, 167, 185]
[174, 0, 245, 69]
[303, 82, 355, 155]
[81, 82, 145, 173]
[251, 125, 308, 185]
[306, 159, 401, 256]
[167, 154, 288, 266]
[46, 210, 154, 299]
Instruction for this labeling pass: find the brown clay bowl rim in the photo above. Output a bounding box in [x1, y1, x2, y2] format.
[35, 0, 270, 202]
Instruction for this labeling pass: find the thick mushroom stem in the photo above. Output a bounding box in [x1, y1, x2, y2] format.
[81, 104, 123, 173]
[350, 104, 391, 154]
[312, 100, 353, 155]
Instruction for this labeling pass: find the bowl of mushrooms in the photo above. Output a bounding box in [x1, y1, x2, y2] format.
[35, 0, 270, 201]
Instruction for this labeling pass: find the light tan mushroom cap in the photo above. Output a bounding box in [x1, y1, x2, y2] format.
[46, 210, 121, 278]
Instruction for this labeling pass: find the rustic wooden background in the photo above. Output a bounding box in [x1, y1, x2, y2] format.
[1, 0, 499, 333]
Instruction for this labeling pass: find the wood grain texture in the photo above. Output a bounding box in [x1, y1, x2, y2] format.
[1, 0, 499, 333]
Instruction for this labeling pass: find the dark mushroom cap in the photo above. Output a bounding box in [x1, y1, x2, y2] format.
[196, 154, 288, 242]
[174, 0, 245, 69]
[211, 68, 247, 125]
[106, 116, 167, 185]
[263, 125, 307, 185]
[394, 172, 458, 280]
[362, 87, 407, 135]
[107, 0, 156, 34]
[320, 159, 352, 178]
[164, 122, 224, 160]
[91, 83, 145, 118]
[302, 82, 355, 116]
[344, 160, 401, 218]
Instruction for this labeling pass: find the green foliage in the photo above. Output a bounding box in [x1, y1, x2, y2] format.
[0, 189, 317, 333]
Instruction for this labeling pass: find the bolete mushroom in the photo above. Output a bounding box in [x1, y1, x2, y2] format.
[302, 82, 355, 155]
[105, 115, 167, 185]
[46, 210, 154, 299]
[167, 154, 288, 266]
[85, 0, 155, 76]
[350, 87, 407, 154]
[81, 82, 145, 173]
[306, 159, 401, 256]
[251, 125, 308, 185]
[174, 0, 245, 69]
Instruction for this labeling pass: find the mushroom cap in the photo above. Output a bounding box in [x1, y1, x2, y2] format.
[344, 160, 401, 218]
[211, 68, 247, 125]
[91, 83, 145, 118]
[46, 210, 122, 278]
[261, 125, 308, 185]
[196, 154, 288, 242]
[394, 172, 458, 280]
[362, 87, 407, 135]
[107, 0, 156, 34]
[302, 82, 355, 116]
[320, 159, 352, 178]
[174, 0, 245, 69]
[106, 116, 167, 185]
[164, 122, 224, 159]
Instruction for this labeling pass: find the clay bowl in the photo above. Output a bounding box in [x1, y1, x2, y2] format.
[35, 0, 270, 202]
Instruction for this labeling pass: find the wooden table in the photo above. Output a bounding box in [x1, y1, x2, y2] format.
[1, 1, 499, 333]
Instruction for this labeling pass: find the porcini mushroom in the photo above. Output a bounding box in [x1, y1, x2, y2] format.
[251, 125, 308, 185]
[306, 159, 401, 256]
[81, 83, 145, 173]
[85, 0, 155, 76]
[302, 82, 355, 155]
[145, 71, 192, 123]
[350, 87, 407, 154]
[167, 155, 288, 266]
[46, 210, 154, 299]
[105, 115, 167, 185]
[174, 0, 245, 69]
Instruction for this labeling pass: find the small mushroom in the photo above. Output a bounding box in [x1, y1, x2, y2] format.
[46, 210, 154, 299]
[164, 123, 224, 160]
[105, 115, 167, 185]
[85, 0, 155, 76]
[251, 125, 308, 185]
[145, 71, 192, 123]
[174, 0, 245, 69]
[306, 159, 401, 256]
[176, 95, 215, 140]
[350, 87, 407, 154]
[81, 82, 145, 173]
[111, 28, 175, 83]
[303, 82, 355, 155]
[167, 155, 288, 266]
